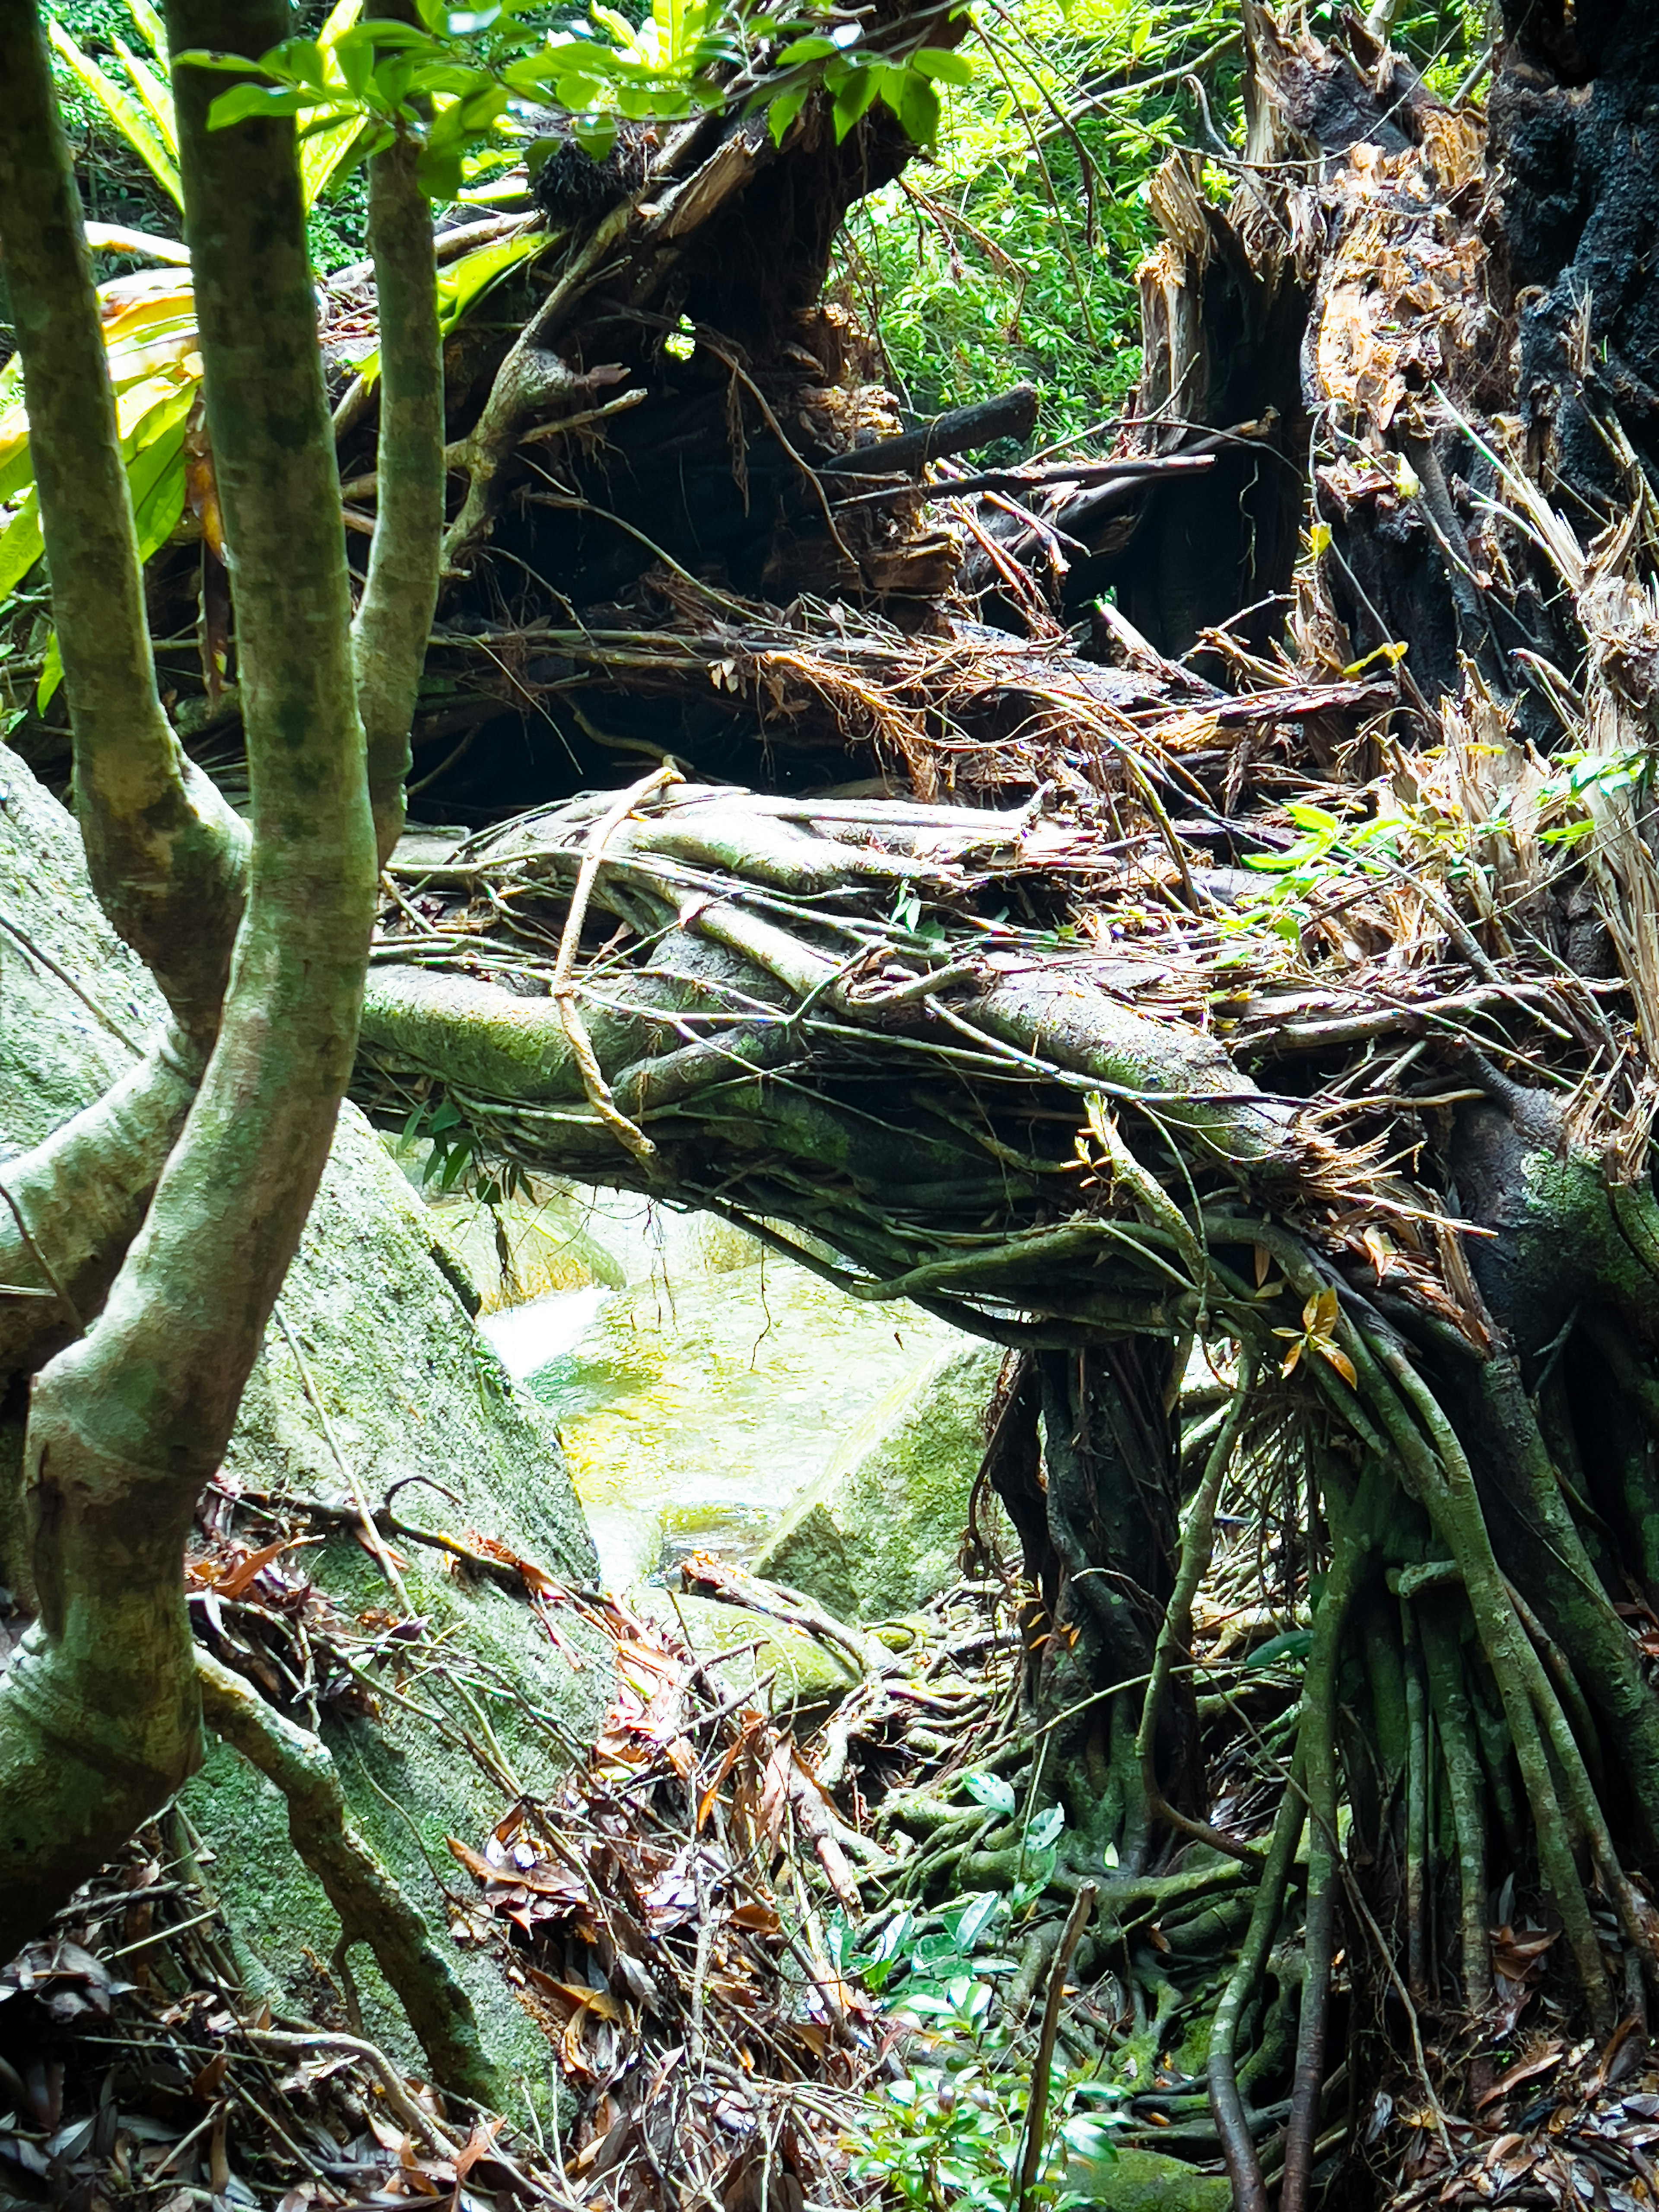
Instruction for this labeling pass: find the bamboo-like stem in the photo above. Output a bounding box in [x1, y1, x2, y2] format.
[353, 38, 445, 866]
[0, 0, 377, 1953]
[0, 6, 246, 1042]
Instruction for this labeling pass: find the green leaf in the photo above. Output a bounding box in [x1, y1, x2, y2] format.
[775, 30, 837, 60]
[434, 231, 544, 331]
[127, 0, 170, 64]
[962, 1770, 1016, 1815]
[1285, 803, 1339, 833]
[947, 1891, 1002, 1950]
[894, 68, 940, 143]
[47, 18, 182, 207]
[766, 82, 809, 143]
[299, 0, 370, 207]
[114, 38, 179, 158]
[1025, 1804, 1065, 1851]
[831, 62, 880, 140]
[0, 489, 44, 601]
[130, 442, 189, 567]
[206, 82, 308, 126]
[35, 632, 63, 713]
[266, 37, 330, 88]
[1243, 1627, 1313, 1671]
[912, 44, 972, 82]
[572, 110, 619, 159]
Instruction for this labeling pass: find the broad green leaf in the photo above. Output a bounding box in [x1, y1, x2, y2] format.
[766, 83, 809, 145]
[1025, 1803, 1065, 1850]
[1242, 1627, 1313, 1671]
[775, 31, 837, 61]
[0, 406, 31, 506]
[48, 18, 183, 207]
[962, 1769, 1016, 1815]
[572, 110, 618, 159]
[435, 230, 543, 331]
[267, 36, 329, 88]
[831, 63, 880, 141]
[131, 448, 188, 565]
[895, 69, 940, 144]
[912, 44, 972, 83]
[299, 0, 367, 204]
[116, 372, 198, 453]
[0, 489, 44, 601]
[948, 1891, 1001, 1950]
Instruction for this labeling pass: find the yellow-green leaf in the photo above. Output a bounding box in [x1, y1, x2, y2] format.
[0, 488, 44, 600]
[299, 0, 366, 209]
[114, 36, 178, 159]
[36, 632, 63, 713]
[47, 17, 182, 207]
[131, 446, 189, 566]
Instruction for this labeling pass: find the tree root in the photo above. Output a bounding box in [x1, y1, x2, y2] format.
[195, 1647, 502, 2107]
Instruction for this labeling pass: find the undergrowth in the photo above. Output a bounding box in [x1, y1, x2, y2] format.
[834, 0, 1491, 442]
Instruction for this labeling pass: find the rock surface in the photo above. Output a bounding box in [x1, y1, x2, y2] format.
[0, 744, 604, 2107]
[753, 1341, 1006, 1619]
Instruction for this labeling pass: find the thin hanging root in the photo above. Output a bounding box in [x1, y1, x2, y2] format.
[1136, 1350, 1265, 1864]
[1400, 1599, 1431, 2007]
[1281, 1466, 1378, 2212]
[1209, 1755, 1307, 2212]
[1419, 1593, 1493, 2015]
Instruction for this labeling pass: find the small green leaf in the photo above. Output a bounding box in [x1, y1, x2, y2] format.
[572, 110, 619, 159]
[35, 632, 63, 712]
[912, 44, 971, 82]
[962, 1770, 1016, 1815]
[831, 62, 879, 140]
[1025, 1804, 1065, 1851]
[894, 69, 940, 143]
[206, 82, 308, 127]
[766, 82, 809, 143]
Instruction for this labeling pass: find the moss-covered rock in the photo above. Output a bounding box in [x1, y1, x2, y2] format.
[0, 744, 605, 2107]
[753, 1341, 1004, 1619]
[1065, 2146, 1232, 2210]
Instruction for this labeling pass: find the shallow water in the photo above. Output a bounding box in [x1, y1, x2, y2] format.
[474, 1190, 962, 1589]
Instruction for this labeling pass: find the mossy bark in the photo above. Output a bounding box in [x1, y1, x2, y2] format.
[0, 0, 376, 1951]
[0, 6, 245, 1046]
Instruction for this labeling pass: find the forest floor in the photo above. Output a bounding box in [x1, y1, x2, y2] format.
[10, 1523, 1659, 2212]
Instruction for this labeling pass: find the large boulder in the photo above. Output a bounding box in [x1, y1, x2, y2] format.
[0, 745, 604, 2106]
[753, 1340, 1004, 1619]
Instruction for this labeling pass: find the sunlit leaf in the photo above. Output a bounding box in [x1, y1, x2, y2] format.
[0, 489, 44, 601]
[114, 37, 178, 158]
[912, 44, 973, 83]
[47, 17, 183, 207]
[35, 631, 63, 712]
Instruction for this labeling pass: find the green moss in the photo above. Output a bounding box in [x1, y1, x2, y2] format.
[1064, 2146, 1232, 2211]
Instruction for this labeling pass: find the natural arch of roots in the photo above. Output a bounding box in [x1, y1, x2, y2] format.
[353, 760, 1659, 2207]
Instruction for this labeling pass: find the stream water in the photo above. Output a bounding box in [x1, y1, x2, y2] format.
[467, 1186, 964, 1591]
